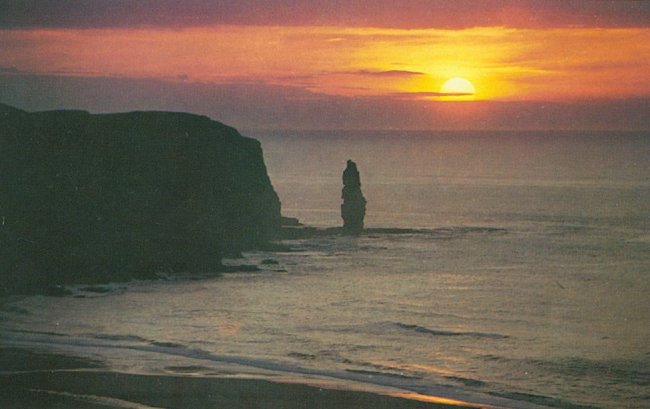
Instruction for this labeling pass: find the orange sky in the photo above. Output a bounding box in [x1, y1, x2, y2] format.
[2, 25, 648, 102]
[1, 1, 649, 130]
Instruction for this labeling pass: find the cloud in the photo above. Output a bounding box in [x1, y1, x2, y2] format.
[1, 72, 648, 131]
[344, 70, 427, 78]
[387, 91, 474, 99]
[1, 1, 649, 29]
[2, 25, 648, 101]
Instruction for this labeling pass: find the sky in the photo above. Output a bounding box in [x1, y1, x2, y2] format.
[1, 1, 649, 130]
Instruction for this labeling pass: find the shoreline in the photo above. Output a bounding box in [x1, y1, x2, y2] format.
[0, 347, 494, 409]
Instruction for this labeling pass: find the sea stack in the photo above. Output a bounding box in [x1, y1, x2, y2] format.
[341, 160, 366, 235]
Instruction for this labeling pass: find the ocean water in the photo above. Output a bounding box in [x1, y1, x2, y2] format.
[2, 131, 649, 408]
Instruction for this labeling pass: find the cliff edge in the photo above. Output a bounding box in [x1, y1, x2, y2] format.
[0, 104, 281, 293]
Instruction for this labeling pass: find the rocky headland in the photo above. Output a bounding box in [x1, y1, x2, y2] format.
[0, 103, 281, 294]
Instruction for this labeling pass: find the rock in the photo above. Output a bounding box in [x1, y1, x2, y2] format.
[0, 103, 281, 293]
[341, 160, 366, 235]
[221, 264, 261, 273]
[41, 285, 73, 297]
[281, 216, 303, 227]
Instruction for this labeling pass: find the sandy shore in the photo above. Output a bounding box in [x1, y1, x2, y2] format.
[0, 347, 483, 409]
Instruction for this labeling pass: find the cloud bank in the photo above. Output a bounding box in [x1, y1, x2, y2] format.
[2, 73, 648, 131]
[1, 1, 649, 29]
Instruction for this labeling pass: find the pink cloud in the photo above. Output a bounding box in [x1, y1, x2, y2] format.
[1, 1, 649, 29]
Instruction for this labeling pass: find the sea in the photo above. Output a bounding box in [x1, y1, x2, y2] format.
[1, 130, 649, 408]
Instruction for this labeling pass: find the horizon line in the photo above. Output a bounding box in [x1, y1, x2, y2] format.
[242, 128, 650, 134]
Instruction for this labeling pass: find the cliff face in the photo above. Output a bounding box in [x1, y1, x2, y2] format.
[0, 104, 281, 292]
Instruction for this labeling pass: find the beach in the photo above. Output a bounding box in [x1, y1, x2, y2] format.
[0, 347, 482, 409]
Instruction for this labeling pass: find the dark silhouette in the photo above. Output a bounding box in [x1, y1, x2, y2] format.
[0, 103, 281, 294]
[341, 160, 366, 235]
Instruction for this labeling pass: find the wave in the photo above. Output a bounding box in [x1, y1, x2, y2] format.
[443, 376, 486, 388]
[529, 356, 650, 387]
[164, 365, 216, 374]
[489, 390, 601, 409]
[149, 341, 185, 349]
[345, 369, 420, 380]
[1, 329, 541, 409]
[27, 389, 164, 409]
[93, 334, 151, 343]
[389, 322, 509, 340]
[282, 225, 508, 243]
[477, 353, 649, 407]
[362, 226, 507, 237]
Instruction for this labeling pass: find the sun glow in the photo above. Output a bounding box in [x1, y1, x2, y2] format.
[391, 392, 498, 408]
[1, 26, 648, 102]
[440, 77, 476, 100]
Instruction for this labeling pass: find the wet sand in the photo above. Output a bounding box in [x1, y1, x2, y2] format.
[0, 348, 481, 409]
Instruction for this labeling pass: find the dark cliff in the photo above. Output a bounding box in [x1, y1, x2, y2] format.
[0, 103, 281, 293]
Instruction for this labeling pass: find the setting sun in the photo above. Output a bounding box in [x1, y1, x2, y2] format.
[440, 77, 476, 96]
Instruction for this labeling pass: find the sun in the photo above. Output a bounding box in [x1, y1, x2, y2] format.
[440, 77, 476, 96]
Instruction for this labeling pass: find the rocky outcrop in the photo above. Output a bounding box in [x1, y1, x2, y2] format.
[0, 103, 281, 293]
[341, 160, 366, 235]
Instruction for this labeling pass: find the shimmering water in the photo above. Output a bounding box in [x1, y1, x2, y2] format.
[2, 131, 649, 408]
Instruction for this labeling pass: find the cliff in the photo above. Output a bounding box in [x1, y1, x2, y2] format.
[0, 103, 281, 293]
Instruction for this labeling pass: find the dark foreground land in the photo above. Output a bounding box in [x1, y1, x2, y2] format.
[0, 103, 281, 294]
[0, 347, 477, 409]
